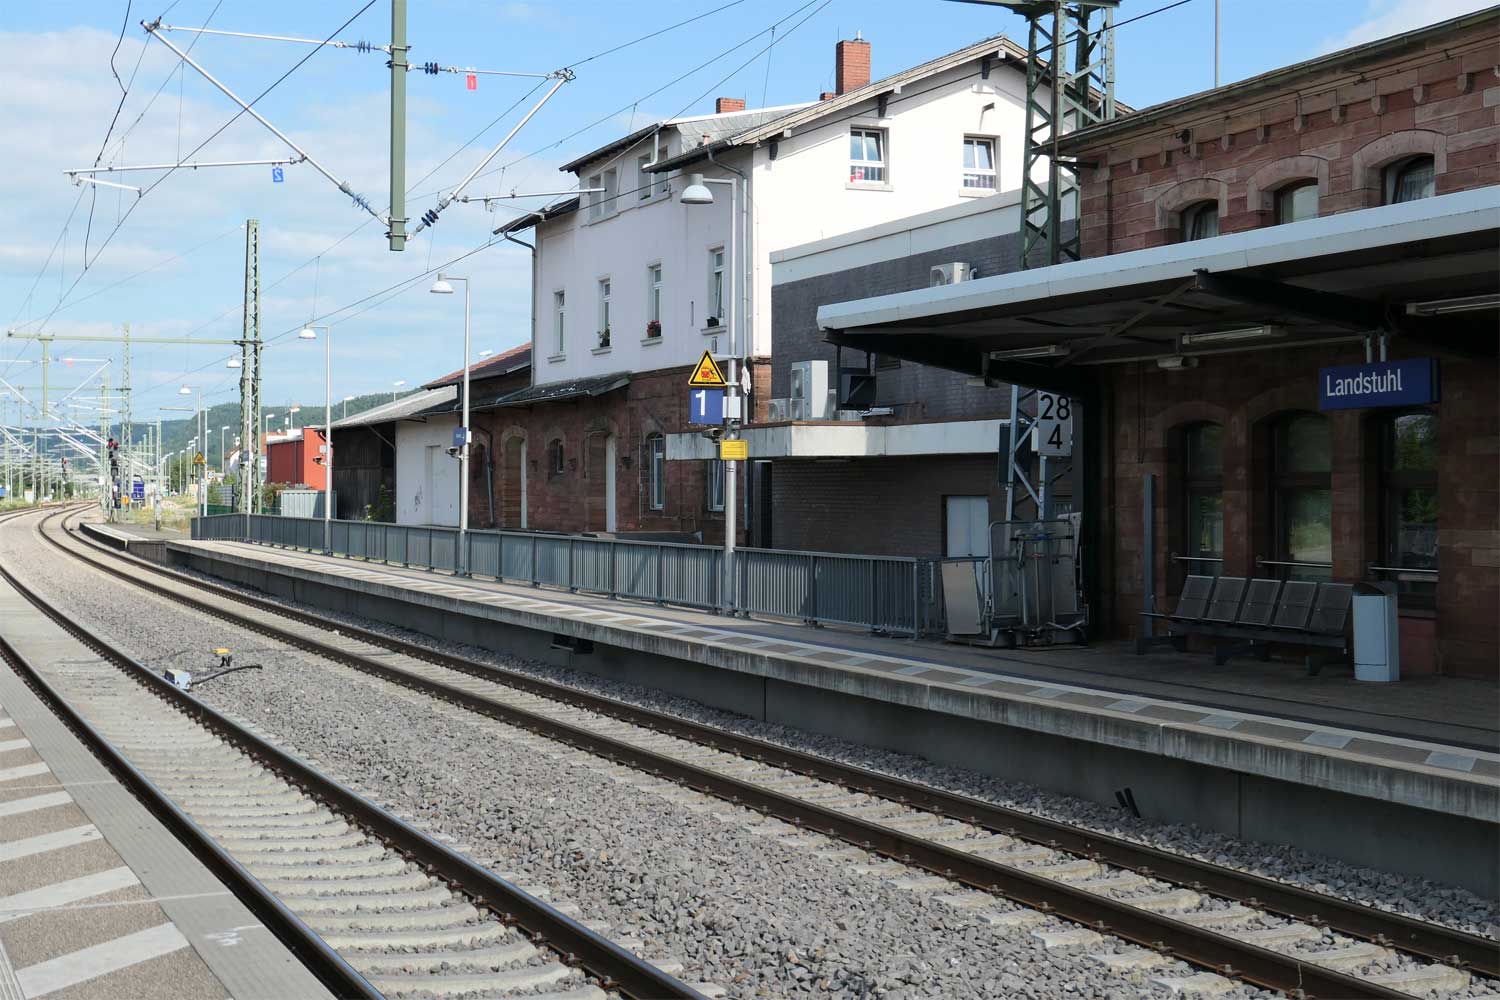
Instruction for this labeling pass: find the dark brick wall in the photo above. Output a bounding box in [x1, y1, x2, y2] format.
[770, 230, 1036, 419]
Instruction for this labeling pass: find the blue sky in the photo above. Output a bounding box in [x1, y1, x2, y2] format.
[1, 0, 1487, 426]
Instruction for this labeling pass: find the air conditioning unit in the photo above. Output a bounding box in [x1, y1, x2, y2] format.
[930, 261, 975, 287]
[789, 360, 831, 421]
[766, 398, 792, 422]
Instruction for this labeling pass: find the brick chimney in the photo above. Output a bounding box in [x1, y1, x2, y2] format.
[715, 96, 746, 114]
[835, 33, 871, 95]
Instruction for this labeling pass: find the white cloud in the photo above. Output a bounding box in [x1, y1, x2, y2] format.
[1317, 0, 1496, 53]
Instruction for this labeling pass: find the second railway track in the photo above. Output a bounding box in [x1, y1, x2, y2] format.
[20, 505, 1500, 999]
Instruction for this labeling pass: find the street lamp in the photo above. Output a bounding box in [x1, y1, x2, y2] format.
[679, 171, 746, 612]
[169, 391, 208, 519]
[220, 425, 231, 473]
[429, 272, 471, 575]
[391, 379, 406, 403]
[300, 324, 334, 552]
[478, 349, 493, 360]
[288, 404, 301, 432]
[342, 395, 354, 420]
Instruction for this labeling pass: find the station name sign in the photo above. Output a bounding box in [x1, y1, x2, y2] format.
[1318, 358, 1439, 411]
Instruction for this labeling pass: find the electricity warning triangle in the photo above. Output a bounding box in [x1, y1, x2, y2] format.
[688, 350, 727, 387]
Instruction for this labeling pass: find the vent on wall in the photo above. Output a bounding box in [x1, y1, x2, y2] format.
[930, 262, 976, 286]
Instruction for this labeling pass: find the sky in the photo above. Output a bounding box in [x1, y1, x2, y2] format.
[1, 0, 1490, 429]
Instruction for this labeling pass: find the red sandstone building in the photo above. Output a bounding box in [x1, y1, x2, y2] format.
[817, 11, 1498, 677]
[265, 427, 328, 491]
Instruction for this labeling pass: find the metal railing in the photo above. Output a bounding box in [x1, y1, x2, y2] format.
[192, 514, 924, 635]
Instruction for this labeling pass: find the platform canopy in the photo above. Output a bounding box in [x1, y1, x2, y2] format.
[817, 187, 1499, 391]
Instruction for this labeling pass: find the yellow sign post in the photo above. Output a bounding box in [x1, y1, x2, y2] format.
[688, 350, 727, 388]
[193, 452, 206, 466]
[719, 439, 748, 461]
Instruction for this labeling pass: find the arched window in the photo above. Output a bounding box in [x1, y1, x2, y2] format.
[1385, 155, 1435, 204]
[1270, 412, 1331, 579]
[1382, 411, 1438, 606]
[548, 438, 565, 476]
[1275, 181, 1319, 224]
[645, 433, 666, 510]
[1180, 201, 1219, 241]
[1181, 423, 1224, 573]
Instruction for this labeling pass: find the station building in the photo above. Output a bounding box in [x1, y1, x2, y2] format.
[816, 11, 1499, 676]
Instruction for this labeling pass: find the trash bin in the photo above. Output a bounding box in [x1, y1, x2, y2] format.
[1352, 581, 1400, 683]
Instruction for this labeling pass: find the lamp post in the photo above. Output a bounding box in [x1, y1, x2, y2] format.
[220, 425, 231, 473]
[342, 395, 354, 420]
[680, 172, 745, 612]
[288, 404, 301, 432]
[429, 273, 471, 574]
[300, 324, 333, 552]
[173, 387, 208, 519]
[391, 380, 406, 403]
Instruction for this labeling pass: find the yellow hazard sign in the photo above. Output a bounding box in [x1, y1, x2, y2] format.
[193, 452, 206, 465]
[719, 439, 748, 461]
[688, 350, 727, 388]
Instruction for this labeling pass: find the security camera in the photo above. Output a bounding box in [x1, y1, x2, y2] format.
[699, 427, 723, 442]
[446, 446, 461, 458]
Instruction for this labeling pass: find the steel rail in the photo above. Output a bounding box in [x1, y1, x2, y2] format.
[3, 510, 705, 1000]
[57, 511, 1500, 980]
[0, 627, 381, 1000]
[34, 514, 1436, 998]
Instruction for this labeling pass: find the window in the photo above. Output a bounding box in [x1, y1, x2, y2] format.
[1181, 423, 1224, 575]
[962, 137, 996, 190]
[548, 438, 565, 476]
[707, 460, 725, 512]
[646, 433, 665, 510]
[552, 290, 565, 354]
[597, 279, 611, 347]
[1181, 201, 1219, 241]
[637, 156, 654, 200]
[587, 173, 603, 220]
[1385, 155, 1435, 204]
[647, 264, 663, 335]
[849, 127, 886, 184]
[1275, 182, 1318, 225]
[602, 168, 617, 213]
[1270, 412, 1332, 579]
[1382, 411, 1438, 606]
[708, 249, 725, 326]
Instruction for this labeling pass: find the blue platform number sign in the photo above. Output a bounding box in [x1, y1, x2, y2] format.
[271, 166, 285, 184]
[1318, 358, 1439, 411]
[688, 388, 724, 425]
[452, 425, 468, 449]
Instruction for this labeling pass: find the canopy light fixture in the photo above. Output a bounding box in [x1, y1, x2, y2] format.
[1181, 325, 1286, 346]
[988, 344, 1070, 361]
[679, 173, 714, 205]
[1157, 355, 1199, 370]
[1406, 293, 1499, 316]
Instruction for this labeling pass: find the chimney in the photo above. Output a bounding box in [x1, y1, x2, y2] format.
[835, 33, 871, 95]
[819, 91, 836, 101]
[715, 96, 746, 114]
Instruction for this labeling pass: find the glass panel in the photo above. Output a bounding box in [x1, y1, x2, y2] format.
[849, 132, 864, 159]
[1393, 158, 1435, 203]
[1391, 412, 1437, 471]
[1187, 492, 1224, 559]
[974, 140, 993, 169]
[1185, 202, 1219, 241]
[1186, 423, 1223, 476]
[1278, 414, 1330, 474]
[1276, 183, 1318, 224]
[1283, 487, 1332, 570]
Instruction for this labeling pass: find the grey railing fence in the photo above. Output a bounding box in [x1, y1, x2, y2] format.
[192, 514, 924, 635]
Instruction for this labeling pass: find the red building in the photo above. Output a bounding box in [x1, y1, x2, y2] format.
[265, 428, 328, 490]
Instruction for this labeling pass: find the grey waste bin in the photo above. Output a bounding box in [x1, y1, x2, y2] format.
[1352, 582, 1400, 683]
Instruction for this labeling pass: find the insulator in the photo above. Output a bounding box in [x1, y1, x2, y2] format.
[422, 209, 440, 227]
[424, 61, 439, 75]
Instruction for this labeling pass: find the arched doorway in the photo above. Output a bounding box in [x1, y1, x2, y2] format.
[502, 435, 526, 529]
[585, 432, 617, 532]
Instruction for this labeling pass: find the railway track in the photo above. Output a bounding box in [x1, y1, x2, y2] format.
[21, 506, 1500, 999]
[0, 506, 705, 1000]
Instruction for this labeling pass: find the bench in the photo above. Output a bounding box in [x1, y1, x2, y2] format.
[1136, 574, 1353, 673]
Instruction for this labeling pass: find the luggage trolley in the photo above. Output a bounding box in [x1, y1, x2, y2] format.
[941, 516, 1088, 647]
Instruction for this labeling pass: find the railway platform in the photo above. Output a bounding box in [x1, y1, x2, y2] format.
[135, 530, 1498, 894]
[0, 575, 333, 1000]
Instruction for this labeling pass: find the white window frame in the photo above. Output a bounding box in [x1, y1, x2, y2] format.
[647, 433, 666, 510]
[637, 155, 654, 201]
[707, 460, 725, 512]
[587, 174, 603, 221]
[601, 167, 618, 217]
[597, 278, 611, 346]
[962, 136, 997, 191]
[647, 264, 663, 328]
[849, 126, 888, 186]
[552, 289, 566, 356]
[708, 248, 725, 327]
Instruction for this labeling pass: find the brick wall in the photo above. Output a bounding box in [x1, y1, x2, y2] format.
[1076, 22, 1499, 255]
[468, 362, 767, 543]
[1098, 345, 1497, 678]
[770, 229, 1037, 417]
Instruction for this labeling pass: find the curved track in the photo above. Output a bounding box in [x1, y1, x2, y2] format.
[26, 507, 1500, 998]
[0, 505, 703, 1000]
